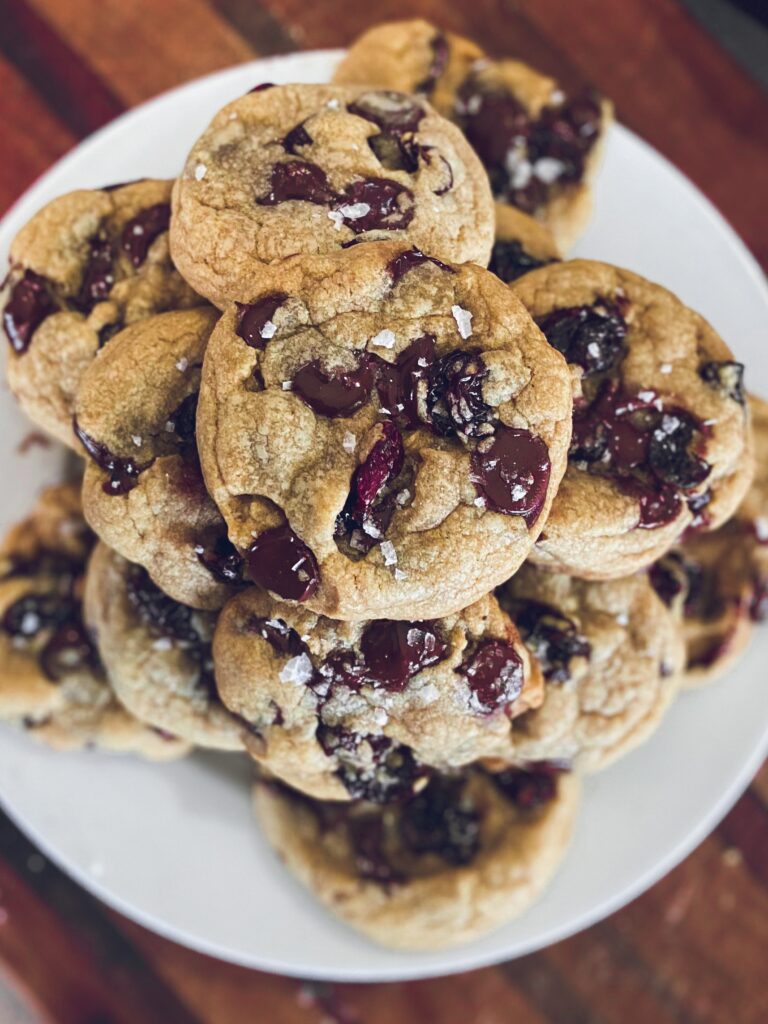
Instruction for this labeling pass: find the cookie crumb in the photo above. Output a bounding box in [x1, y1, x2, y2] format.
[451, 305, 473, 339]
[370, 329, 396, 349]
[279, 653, 314, 686]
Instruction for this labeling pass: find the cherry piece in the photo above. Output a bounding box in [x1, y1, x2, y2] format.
[616, 476, 682, 529]
[73, 419, 151, 496]
[399, 776, 481, 865]
[375, 334, 436, 429]
[292, 357, 374, 418]
[336, 178, 415, 232]
[492, 765, 559, 809]
[536, 300, 627, 377]
[282, 120, 313, 154]
[335, 421, 404, 549]
[416, 33, 450, 94]
[426, 349, 492, 438]
[71, 235, 114, 313]
[511, 600, 590, 683]
[649, 555, 689, 609]
[194, 534, 244, 584]
[699, 361, 745, 405]
[458, 638, 524, 713]
[317, 725, 423, 803]
[471, 425, 551, 524]
[386, 246, 454, 285]
[3, 270, 57, 353]
[121, 203, 171, 267]
[347, 91, 425, 134]
[248, 83, 274, 93]
[648, 411, 710, 490]
[245, 524, 320, 602]
[489, 240, 554, 283]
[256, 161, 337, 205]
[234, 293, 288, 349]
[360, 620, 448, 691]
[247, 616, 307, 658]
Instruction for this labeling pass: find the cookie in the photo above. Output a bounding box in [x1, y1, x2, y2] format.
[333, 20, 612, 250]
[214, 587, 542, 800]
[254, 765, 580, 950]
[170, 83, 494, 307]
[2, 181, 203, 448]
[500, 563, 684, 772]
[650, 393, 768, 684]
[489, 204, 561, 284]
[512, 260, 754, 579]
[197, 241, 573, 620]
[0, 483, 188, 759]
[84, 543, 243, 750]
[73, 306, 240, 610]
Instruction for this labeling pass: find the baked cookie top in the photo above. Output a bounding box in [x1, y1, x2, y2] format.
[0, 482, 188, 759]
[214, 587, 542, 800]
[513, 259, 754, 578]
[85, 543, 243, 751]
[650, 393, 768, 684]
[500, 563, 684, 772]
[74, 307, 240, 611]
[333, 19, 612, 250]
[170, 83, 494, 307]
[2, 181, 202, 448]
[254, 764, 580, 950]
[197, 241, 573, 620]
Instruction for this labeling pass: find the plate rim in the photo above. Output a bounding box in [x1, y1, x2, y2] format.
[1, 49, 768, 983]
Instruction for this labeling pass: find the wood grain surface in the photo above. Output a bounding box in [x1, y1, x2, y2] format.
[0, 1, 767, 1021]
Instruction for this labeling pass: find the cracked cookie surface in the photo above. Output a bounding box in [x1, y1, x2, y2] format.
[0, 483, 188, 759]
[512, 259, 754, 579]
[74, 307, 239, 610]
[254, 765, 580, 949]
[85, 543, 243, 750]
[2, 181, 203, 448]
[197, 241, 573, 620]
[170, 83, 494, 307]
[500, 563, 684, 772]
[214, 587, 542, 800]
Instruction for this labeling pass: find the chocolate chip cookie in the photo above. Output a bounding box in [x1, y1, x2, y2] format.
[2, 181, 203, 448]
[0, 483, 188, 758]
[254, 765, 580, 949]
[333, 19, 612, 250]
[500, 563, 684, 771]
[512, 259, 754, 579]
[214, 587, 542, 800]
[197, 241, 573, 620]
[85, 543, 243, 750]
[650, 393, 768, 684]
[74, 307, 239, 610]
[170, 83, 494, 307]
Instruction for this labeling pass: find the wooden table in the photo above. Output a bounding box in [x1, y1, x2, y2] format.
[1, 2, 767, 1021]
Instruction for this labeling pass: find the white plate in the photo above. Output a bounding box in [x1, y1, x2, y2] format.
[1, 51, 767, 983]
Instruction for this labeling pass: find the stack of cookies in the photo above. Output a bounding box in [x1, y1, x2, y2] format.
[1, 20, 765, 951]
